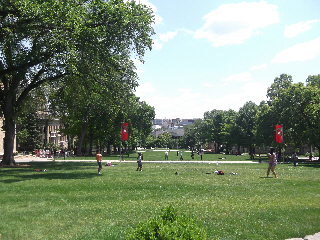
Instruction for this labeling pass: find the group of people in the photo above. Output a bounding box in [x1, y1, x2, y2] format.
[95, 147, 296, 178]
[95, 151, 143, 174]
[35, 149, 52, 158]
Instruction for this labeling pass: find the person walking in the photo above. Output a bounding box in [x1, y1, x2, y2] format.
[96, 151, 103, 174]
[165, 151, 168, 160]
[267, 147, 278, 178]
[293, 152, 298, 167]
[180, 151, 183, 161]
[137, 152, 142, 171]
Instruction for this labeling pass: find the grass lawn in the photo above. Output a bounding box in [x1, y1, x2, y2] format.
[1, 158, 320, 239]
[61, 150, 266, 162]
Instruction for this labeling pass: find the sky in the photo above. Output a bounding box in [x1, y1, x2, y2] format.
[133, 0, 320, 120]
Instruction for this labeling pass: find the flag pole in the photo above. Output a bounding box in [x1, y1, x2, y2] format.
[279, 124, 282, 163]
[120, 123, 122, 163]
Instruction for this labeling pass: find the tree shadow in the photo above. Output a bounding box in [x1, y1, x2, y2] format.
[0, 162, 99, 184]
[296, 162, 320, 168]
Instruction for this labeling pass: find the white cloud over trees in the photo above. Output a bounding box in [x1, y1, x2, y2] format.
[271, 37, 320, 63]
[194, 0, 279, 46]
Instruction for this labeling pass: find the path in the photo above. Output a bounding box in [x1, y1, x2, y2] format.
[13, 155, 258, 164]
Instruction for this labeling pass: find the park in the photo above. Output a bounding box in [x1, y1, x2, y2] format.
[1, 151, 319, 239]
[1, 1, 320, 239]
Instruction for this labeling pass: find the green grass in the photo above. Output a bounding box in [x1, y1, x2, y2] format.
[1, 160, 320, 239]
[61, 150, 266, 162]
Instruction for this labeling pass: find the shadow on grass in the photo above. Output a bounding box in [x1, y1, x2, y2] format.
[0, 162, 98, 184]
[297, 162, 320, 168]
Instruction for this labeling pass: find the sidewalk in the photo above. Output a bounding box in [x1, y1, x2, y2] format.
[12, 155, 318, 164]
[13, 155, 258, 164]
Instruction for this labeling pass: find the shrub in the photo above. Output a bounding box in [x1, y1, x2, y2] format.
[126, 205, 207, 240]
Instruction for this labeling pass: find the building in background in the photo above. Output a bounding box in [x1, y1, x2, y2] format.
[36, 109, 68, 150]
[151, 118, 198, 139]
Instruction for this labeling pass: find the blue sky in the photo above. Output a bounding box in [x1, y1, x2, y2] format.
[133, 0, 320, 119]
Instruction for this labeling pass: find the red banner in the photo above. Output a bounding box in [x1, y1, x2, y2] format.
[122, 123, 128, 141]
[275, 125, 283, 143]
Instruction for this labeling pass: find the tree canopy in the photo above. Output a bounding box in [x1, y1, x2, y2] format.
[0, 0, 155, 165]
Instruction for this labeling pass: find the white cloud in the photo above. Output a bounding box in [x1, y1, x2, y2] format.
[132, 0, 163, 25]
[152, 39, 163, 50]
[154, 14, 163, 25]
[132, 59, 144, 73]
[271, 37, 320, 63]
[251, 64, 267, 70]
[194, 1, 279, 46]
[179, 28, 195, 35]
[135, 81, 269, 119]
[132, 58, 143, 65]
[144, 90, 206, 119]
[202, 81, 268, 112]
[221, 72, 254, 83]
[203, 83, 214, 87]
[153, 31, 177, 50]
[159, 31, 178, 42]
[284, 19, 319, 38]
[135, 0, 157, 12]
[135, 68, 144, 73]
[135, 82, 156, 97]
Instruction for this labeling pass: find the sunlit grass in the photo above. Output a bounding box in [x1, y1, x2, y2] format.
[0, 161, 319, 239]
[61, 150, 267, 162]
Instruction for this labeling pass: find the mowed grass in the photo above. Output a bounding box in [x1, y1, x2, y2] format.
[0, 160, 320, 239]
[62, 150, 263, 162]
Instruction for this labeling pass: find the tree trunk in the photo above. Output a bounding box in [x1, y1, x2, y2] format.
[77, 121, 89, 157]
[107, 142, 111, 154]
[89, 126, 93, 156]
[2, 95, 16, 165]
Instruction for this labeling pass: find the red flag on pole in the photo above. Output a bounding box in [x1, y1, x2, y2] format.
[275, 125, 283, 143]
[122, 123, 128, 141]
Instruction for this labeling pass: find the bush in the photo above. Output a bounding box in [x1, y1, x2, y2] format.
[126, 205, 207, 240]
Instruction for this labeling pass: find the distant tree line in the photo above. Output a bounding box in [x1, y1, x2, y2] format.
[142, 74, 320, 156]
[179, 73, 320, 155]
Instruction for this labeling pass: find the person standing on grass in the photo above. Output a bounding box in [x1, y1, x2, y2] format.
[96, 151, 103, 174]
[267, 147, 278, 178]
[165, 150, 168, 160]
[137, 152, 142, 171]
[293, 152, 298, 167]
[180, 151, 183, 161]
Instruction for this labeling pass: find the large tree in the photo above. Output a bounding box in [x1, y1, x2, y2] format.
[182, 118, 204, 149]
[233, 101, 258, 152]
[0, 0, 154, 165]
[270, 81, 320, 152]
[220, 109, 237, 154]
[202, 109, 224, 152]
[254, 101, 275, 147]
